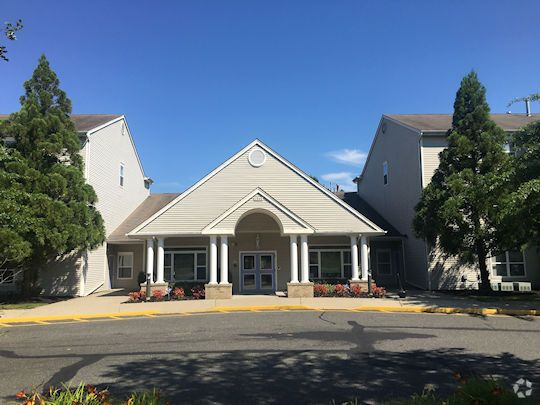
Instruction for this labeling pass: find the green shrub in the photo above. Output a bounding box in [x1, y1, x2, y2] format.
[13, 382, 170, 404]
[137, 271, 147, 284]
[383, 375, 529, 405]
[170, 281, 204, 296]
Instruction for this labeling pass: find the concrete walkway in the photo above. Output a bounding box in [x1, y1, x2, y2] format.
[1, 289, 538, 320]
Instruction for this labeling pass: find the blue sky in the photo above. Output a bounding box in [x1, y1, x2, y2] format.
[1, 1, 539, 192]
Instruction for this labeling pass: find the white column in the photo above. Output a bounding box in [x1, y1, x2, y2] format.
[300, 235, 309, 283]
[156, 238, 165, 283]
[289, 235, 299, 283]
[360, 235, 369, 280]
[350, 235, 359, 281]
[209, 236, 218, 284]
[220, 236, 228, 284]
[146, 238, 154, 283]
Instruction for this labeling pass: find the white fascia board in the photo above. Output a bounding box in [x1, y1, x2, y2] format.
[86, 115, 149, 181]
[129, 139, 385, 235]
[202, 187, 315, 234]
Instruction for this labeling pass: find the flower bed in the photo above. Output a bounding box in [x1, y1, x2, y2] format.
[313, 283, 386, 298]
[127, 285, 206, 303]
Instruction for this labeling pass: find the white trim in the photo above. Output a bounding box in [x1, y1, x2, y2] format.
[238, 250, 278, 292]
[248, 148, 267, 167]
[86, 116, 150, 186]
[117, 252, 134, 280]
[163, 247, 208, 282]
[128, 139, 385, 236]
[202, 187, 315, 235]
[308, 247, 353, 279]
[489, 251, 527, 279]
[358, 116, 421, 180]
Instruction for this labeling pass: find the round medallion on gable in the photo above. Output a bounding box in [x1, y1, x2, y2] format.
[248, 148, 266, 167]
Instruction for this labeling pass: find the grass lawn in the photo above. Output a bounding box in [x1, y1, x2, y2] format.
[0, 302, 49, 310]
[0, 296, 69, 310]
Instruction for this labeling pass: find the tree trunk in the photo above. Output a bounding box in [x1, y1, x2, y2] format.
[476, 243, 491, 293]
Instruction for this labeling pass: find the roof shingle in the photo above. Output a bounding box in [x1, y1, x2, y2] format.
[0, 114, 122, 132]
[385, 113, 540, 132]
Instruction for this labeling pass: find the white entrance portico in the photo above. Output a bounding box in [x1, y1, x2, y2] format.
[127, 140, 385, 298]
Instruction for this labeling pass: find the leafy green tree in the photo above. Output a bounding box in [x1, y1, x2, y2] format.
[413, 71, 510, 291]
[0, 55, 105, 293]
[1, 19, 23, 62]
[499, 121, 540, 249]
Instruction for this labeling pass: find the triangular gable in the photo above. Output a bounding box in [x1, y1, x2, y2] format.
[202, 188, 314, 235]
[128, 139, 385, 237]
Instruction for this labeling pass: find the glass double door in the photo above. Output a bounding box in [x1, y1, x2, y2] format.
[240, 252, 276, 292]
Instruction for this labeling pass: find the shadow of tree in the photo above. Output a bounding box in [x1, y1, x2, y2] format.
[98, 349, 538, 404]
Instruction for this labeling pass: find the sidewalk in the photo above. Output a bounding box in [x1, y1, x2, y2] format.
[1, 289, 538, 320]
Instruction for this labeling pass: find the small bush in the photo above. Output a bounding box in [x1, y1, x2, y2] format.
[14, 383, 171, 405]
[372, 285, 386, 298]
[152, 289, 164, 301]
[128, 290, 146, 302]
[314, 284, 329, 297]
[191, 285, 205, 299]
[172, 287, 185, 299]
[334, 284, 348, 297]
[137, 271, 147, 284]
[350, 284, 362, 297]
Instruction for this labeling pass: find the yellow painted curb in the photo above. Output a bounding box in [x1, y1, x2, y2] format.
[209, 305, 311, 312]
[0, 305, 536, 325]
[0, 311, 159, 324]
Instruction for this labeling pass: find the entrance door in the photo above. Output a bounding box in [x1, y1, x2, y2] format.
[240, 252, 276, 292]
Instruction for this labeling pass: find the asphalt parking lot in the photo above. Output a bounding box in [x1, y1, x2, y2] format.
[1, 310, 539, 404]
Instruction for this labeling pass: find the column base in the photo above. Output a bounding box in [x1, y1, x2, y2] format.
[139, 282, 169, 295]
[349, 279, 372, 292]
[287, 282, 314, 298]
[205, 283, 232, 299]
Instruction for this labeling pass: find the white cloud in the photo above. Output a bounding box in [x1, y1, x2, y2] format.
[327, 148, 367, 166]
[320, 172, 356, 191]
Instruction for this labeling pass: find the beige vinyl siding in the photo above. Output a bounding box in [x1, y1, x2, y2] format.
[39, 251, 84, 296]
[109, 243, 145, 291]
[138, 146, 378, 235]
[209, 194, 310, 234]
[83, 245, 107, 295]
[357, 118, 428, 288]
[421, 136, 447, 186]
[80, 119, 149, 294]
[87, 119, 149, 236]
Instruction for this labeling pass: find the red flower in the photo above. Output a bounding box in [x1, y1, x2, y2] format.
[15, 390, 25, 399]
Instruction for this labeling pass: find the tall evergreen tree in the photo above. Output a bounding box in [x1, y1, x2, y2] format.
[499, 121, 540, 249]
[0, 55, 105, 293]
[413, 71, 510, 292]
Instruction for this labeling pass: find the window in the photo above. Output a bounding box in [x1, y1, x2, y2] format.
[164, 248, 207, 281]
[118, 253, 133, 279]
[0, 269, 14, 284]
[376, 249, 392, 275]
[120, 164, 125, 186]
[491, 251, 525, 277]
[308, 247, 353, 279]
[383, 161, 388, 185]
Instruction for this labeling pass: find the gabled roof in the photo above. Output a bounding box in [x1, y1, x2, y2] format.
[108, 193, 181, 242]
[128, 139, 386, 236]
[341, 192, 403, 237]
[385, 113, 540, 133]
[0, 114, 123, 133]
[202, 188, 315, 235]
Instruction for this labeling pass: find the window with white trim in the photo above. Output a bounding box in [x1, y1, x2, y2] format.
[164, 247, 207, 282]
[376, 249, 392, 275]
[117, 253, 133, 279]
[120, 164, 125, 187]
[0, 269, 14, 284]
[309, 247, 352, 279]
[491, 251, 525, 277]
[383, 161, 388, 185]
